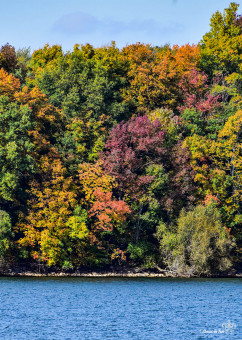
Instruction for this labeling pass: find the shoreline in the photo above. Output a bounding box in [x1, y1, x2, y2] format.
[1, 268, 241, 278]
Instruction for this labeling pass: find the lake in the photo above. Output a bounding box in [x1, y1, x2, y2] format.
[0, 277, 241, 339]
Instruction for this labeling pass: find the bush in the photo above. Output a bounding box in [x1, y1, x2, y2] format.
[0, 210, 13, 264]
[156, 204, 235, 276]
[127, 241, 156, 267]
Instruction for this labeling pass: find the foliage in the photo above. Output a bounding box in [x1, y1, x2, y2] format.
[178, 68, 220, 116]
[102, 115, 166, 200]
[0, 68, 60, 205]
[122, 43, 200, 113]
[199, 2, 242, 77]
[17, 159, 89, 267]
[0, 3, 241, 273]
[78, 162, 130, 264]
[0, 44, 18, 74]
[0, 210, 13, 258]
[156, 204, 235, 276]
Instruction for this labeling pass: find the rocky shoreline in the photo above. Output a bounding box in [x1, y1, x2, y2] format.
[0, 267, 242, 278]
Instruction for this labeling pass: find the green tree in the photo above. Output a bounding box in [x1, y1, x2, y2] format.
[0, 210, 13, 258]
[0, 93, 35, 202]
[156, 203, 235, 276]
[0, 69, 60, 205]
[31, 43, 130, 170]
[199, 2, 242, 77]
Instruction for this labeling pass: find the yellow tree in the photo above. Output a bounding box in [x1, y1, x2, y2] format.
[214, 110, 242, 226]
[18, 159, 89, 268]
[184, 110, 242, 231]
[122, 43, 200, 112]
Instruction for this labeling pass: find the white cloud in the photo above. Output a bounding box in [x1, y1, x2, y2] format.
[53, 11, 184, 38]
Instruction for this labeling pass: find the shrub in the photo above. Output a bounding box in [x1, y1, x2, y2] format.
[0, 210, 13, 261]
[156, 204, 235, 276]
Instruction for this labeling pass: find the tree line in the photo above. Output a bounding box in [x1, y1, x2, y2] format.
[0, 2, 241, 275]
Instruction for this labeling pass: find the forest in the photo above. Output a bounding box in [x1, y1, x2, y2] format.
[0, 2, 241, 276]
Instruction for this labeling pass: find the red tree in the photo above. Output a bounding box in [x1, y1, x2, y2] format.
[102, 115, 166, 200]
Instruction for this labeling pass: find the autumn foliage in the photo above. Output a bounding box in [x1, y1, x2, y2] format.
[0, 3, 240, 274]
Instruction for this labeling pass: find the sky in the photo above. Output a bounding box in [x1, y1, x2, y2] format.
[1, 0, 240, 52]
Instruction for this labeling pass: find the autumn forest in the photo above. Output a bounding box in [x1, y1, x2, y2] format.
[0, 3, 241, 276]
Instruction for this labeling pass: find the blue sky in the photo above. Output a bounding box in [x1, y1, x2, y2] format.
[1, 0, 239, 52]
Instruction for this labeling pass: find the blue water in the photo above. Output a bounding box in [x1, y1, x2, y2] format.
[0, 277, 241, 339]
